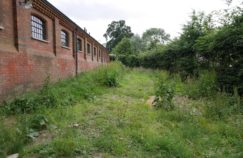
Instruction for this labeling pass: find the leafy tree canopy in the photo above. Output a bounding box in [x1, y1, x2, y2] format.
[142, 28, 170, 49]
[104, 20, 133, 52]
[112, 38, 133, 56]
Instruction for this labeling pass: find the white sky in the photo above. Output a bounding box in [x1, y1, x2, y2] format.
[48, 0, 241, 44]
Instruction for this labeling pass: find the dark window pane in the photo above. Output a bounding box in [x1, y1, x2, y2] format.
[94, 47, 96, 56]
[77, 39, 82, 51]
[87, 44, 91, 53]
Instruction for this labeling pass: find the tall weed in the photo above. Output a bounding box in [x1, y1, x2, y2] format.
[153, 74, 175, 110]
[205, 93, 240, 119]
[183, 71, 217, 99]
[0, 123, 28, 157]
[96, 62, 124, 87]
[1, 62, 125, 115]
[2, 77, 57, 115]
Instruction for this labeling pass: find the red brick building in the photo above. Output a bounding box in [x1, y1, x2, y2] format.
[0, 0, 110, 101]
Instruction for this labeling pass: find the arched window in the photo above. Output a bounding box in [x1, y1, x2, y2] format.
[61, 30, 69, 47]
[31, 15, 47, 40]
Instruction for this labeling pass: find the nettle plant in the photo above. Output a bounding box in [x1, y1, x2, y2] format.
[153, 78, 175, 111]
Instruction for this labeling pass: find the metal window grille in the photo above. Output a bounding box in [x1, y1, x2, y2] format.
[31, 15, 46, 40]
[61, 30, 68, 47]
[77, 39, 82, 51]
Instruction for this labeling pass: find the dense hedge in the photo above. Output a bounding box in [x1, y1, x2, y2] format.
[116, 14, 243, 96]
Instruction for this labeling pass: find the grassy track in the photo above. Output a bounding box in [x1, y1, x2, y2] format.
[1, 66, 242, 158]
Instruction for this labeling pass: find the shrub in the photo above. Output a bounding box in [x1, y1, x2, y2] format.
[153, 75, 175, 110]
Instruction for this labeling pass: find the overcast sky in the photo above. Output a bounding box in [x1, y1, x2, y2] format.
[48, 0, 241, 44]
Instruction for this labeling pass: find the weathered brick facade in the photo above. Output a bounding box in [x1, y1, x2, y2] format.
[0, 0, 110, 101]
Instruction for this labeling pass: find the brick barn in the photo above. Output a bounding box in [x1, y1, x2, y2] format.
[0, 0, 110, 101]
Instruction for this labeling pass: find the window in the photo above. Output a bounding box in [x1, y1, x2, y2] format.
[31, 15, 47, 40]
[94, 47, 97, 56]
[77, 39, 82, 51]
[99, 50, 101, 57]
[87, 43, 91, 54]
[61, 30, 69, 47]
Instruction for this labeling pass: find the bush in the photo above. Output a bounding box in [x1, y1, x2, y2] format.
[153, 75, 175, 110]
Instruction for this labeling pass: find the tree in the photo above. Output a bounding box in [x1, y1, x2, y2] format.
[210, 16, 243, 94]
[112, 38, 132, 56]
[104, 20, 133, 52]
[130, 35, 146, 54]
[194, 30, 218, 69]
[142, 28, 170, 49]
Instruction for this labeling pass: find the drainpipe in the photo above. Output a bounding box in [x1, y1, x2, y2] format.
[73, 28, 78, 76]
[0, 0, 4, 30]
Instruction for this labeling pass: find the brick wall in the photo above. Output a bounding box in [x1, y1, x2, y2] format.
[0, 0, 110, 102]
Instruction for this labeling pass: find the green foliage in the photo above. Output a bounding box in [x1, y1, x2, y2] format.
[103, 71, 119, 87]
[1, 63, 124, 115]
[130, 35, 146, 54]
[2, 77, 57, 115]
[112, 35, 147, 57]
[52, 138, 78, 157]
[95, 128, 127, 155]
[112, 37, 133, 55]
[213, 20, 243, 94]
[1, 69, 243, 158]
[96, 62, 124, 87]
[194, 31, 218, 69]
[153, 75, 175, 110]
[2, 97, 36, 115]
[104, 20, 133, 51]
[183, 71, 217, 99]
[205, 93, 240, 119]
[36, 77, 57, 108]
[0, 124, 27, 157]
[28, 114, 49, 131]
[118, 11, 211, 80]
[116, 10, 243, 97]
[142, 28, 170, 49]
[118, 54, 141, 67]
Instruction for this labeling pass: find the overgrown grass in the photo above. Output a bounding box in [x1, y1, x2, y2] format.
[0, 64, 242, 158]
[1, 62, 125, 115]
